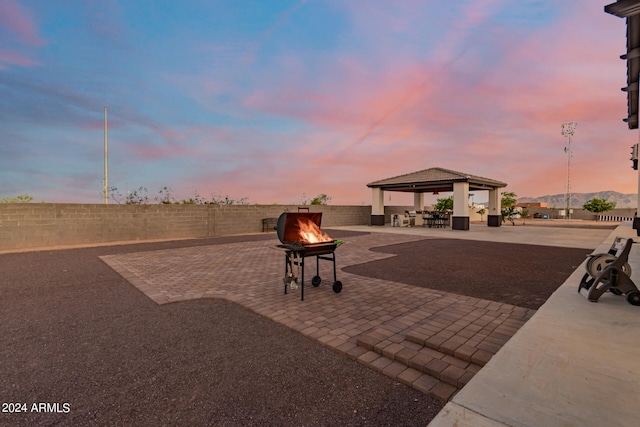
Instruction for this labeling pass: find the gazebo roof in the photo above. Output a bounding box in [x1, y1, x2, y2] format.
[367, 167, 507, 193]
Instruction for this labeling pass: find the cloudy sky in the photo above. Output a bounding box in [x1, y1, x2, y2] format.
[0, 0, 636, 205]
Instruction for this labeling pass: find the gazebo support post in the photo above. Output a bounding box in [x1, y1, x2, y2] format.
[452, 182, 470, 230]
[414, 193, 424, 211]
[371, 187, 385, 226]
[487, 188, 502, 227]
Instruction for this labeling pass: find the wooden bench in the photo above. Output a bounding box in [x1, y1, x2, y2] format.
[262, 217, 278, 232]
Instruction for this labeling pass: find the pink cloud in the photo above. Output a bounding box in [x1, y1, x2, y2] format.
[0, 47, 39, 68]
[157, 1, 639, 205]
[0, 0, 45, 46]
[127, 144, 191, 161]
[0, 0, 45, 69]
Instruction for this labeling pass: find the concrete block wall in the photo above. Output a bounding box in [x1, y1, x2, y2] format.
[209, 204, 372, 236]
[524, 207, 636, 221]
[7, 202, 632, 252]
[0, 203, 372, 252]
[0, 204, 211, 252]
[306, 205, 372, 227]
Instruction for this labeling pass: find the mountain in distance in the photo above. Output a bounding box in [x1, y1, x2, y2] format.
[518, 191, 637, 209]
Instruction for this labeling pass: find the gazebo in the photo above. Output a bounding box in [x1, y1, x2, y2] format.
[367, 167, 508, 230]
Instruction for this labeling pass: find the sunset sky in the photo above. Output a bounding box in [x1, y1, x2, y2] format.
[1, 0, 637, 205]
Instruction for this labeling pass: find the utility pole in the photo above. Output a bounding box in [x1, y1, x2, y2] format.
[561, 122, 577, 219]
[104, 107, 109, 204]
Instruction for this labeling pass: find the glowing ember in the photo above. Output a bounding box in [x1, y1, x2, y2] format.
[297, 218, 333, 244]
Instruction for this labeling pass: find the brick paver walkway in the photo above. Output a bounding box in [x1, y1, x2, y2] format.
[101, 233, 534, 402]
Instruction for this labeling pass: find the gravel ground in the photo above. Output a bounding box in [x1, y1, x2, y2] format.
[344, 237, 591, 310]
[0, 231, 443, 427]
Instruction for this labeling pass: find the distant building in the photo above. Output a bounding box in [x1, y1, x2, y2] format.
[516, 202, 547, 208]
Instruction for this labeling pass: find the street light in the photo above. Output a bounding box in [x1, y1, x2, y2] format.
[561, 122, 577, 219]
[104, 107, 109, 204]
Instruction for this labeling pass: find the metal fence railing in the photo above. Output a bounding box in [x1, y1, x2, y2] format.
[597, 215, 634, 222]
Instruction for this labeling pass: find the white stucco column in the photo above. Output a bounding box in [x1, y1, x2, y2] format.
[452, 182, 469, 230]
[487, 188, 502, 227]
[414, 193, 424, 211]
[371, 187, 385, 226]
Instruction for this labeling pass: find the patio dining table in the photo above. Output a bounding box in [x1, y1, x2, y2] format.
[423, 211, 449, 228]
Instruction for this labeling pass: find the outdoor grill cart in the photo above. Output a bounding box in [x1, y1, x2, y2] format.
[275, 211, 343, 301]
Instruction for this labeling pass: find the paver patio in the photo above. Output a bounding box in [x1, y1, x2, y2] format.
[101, 232, 535, 402]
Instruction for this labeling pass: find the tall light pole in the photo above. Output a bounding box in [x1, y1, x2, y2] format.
[104, 107, 109, 204]
[561, 122, 576, 219]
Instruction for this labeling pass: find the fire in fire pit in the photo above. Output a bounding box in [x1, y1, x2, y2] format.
[275, 212, 343, 301]
[298, 218, 332, 244]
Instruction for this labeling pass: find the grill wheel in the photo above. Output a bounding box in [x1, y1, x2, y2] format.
[311, 275, 322, 287]
[332, 281, 343, 293]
